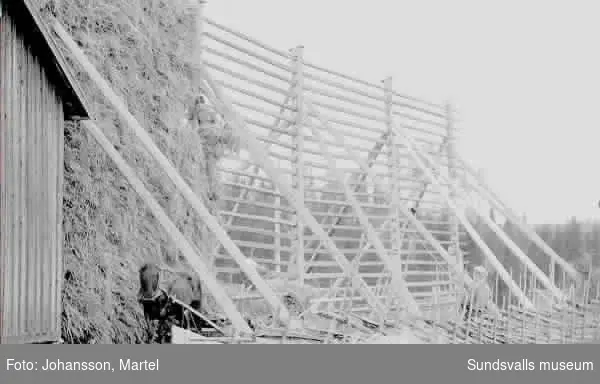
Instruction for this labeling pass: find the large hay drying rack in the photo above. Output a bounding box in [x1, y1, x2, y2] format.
[48, 1, 599, 343]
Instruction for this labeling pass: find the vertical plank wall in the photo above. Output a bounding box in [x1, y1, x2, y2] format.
[0, 11, 64, 344]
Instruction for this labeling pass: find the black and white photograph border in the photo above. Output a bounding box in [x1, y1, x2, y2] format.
[0, 0, 599, 344]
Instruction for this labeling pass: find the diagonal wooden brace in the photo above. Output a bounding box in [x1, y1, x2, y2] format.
[307, 121, 422, 317]
[303, 99, 478, 298]
[52, 20, 291, 325]
[198, 66, 389, 318]
[214, 86, 296, 255]
[412, 142, 566, 303]
[458, 156, 580, 281]
[305, 131, 390, 274]
[389, 121, 534, 310]
[82, 121, 252, 334]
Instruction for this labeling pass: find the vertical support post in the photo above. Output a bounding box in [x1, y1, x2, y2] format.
[291, 46, 305, 285]
[274, 198, 282, 274]
[446, 104, 466, 308]
[195, 1, 206, 68]
[190, 0, 206, 86]
[446, 102, 462, 270]
[384, 77, 403, 268]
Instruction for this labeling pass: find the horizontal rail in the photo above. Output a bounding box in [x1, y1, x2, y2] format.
[217, 78, 452, 150]
[204, 46, 290, 83]
[204, 31, 292, 72]
[204, 16, 291, 59]
[204, 18, 450, 125]
[302, 61, 445, 113]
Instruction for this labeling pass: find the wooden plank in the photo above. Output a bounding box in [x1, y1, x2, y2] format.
[215, 84, 295, 247]
[52, 20, 285, 329]
[291, 46, 306, 284]
[413, 135, 565, 303]
[304, 99, 476, 291]
[82, 121, 252, 334]
[198, 66, 388, 318]
[390, 122, 534, 310]
[458, 157, 580, 281]
[308, 120, 421, 317]
[444, 103, 461, 259]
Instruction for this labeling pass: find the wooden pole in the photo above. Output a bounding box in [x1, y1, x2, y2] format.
[386, 77, 407, 313]
[291, 46, 306, 285]
[446, 103, 461, 266]
[304, 134, 452, 275]
[398, 136, 452, 253]
[308, 120, 421, 317]
[193, 0, 206, 71]
[81, 121, 252, 334]
[209, 5, 296, 256]
[304, 131, 389, 274]
[309, 223, 391, 315]
[214, 86, 295, 257]
[197, 66, 388, 317]
[390, 122, 534, 309]
[304, 99, 478, 292]
[363, 94, 466, 293]
[231, 85, 295, 174]
[384, 77, 403, 271]
[303, 117, 500, 321]
[52, 20, 290, 325]
[274, 197, 282, 274]
[444, 103, 467, 309]
[458, 157, 580, 281]
[410, 136, 565, 303]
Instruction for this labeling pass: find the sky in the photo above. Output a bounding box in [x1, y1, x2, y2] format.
[206, 0, 600, 225]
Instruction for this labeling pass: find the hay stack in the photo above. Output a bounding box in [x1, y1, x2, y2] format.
[38, 0, 237, 343]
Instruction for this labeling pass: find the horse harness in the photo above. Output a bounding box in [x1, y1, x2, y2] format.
[138, 288, 171, 320]
[138, 287, 202, 343]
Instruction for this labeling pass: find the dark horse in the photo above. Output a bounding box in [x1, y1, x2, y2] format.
[138, 263, 170, 321]
[137, 263, 203, 343]
[138, 263, 171, 343]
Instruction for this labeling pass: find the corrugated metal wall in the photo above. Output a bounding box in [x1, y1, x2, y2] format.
[0, 11, 65, 344]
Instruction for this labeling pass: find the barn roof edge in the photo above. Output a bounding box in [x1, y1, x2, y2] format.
[3, 0, 91, 120]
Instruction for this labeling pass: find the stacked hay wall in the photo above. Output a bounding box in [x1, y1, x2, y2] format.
[39, 0, 235, 343]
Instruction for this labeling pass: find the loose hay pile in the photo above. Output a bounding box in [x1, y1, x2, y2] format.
[38, 0, 238, 343]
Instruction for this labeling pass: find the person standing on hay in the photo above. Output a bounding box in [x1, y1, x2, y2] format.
[183, 95, 235, 211]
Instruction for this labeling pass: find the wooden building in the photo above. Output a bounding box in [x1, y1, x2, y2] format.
[0, 0, 89, 343]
